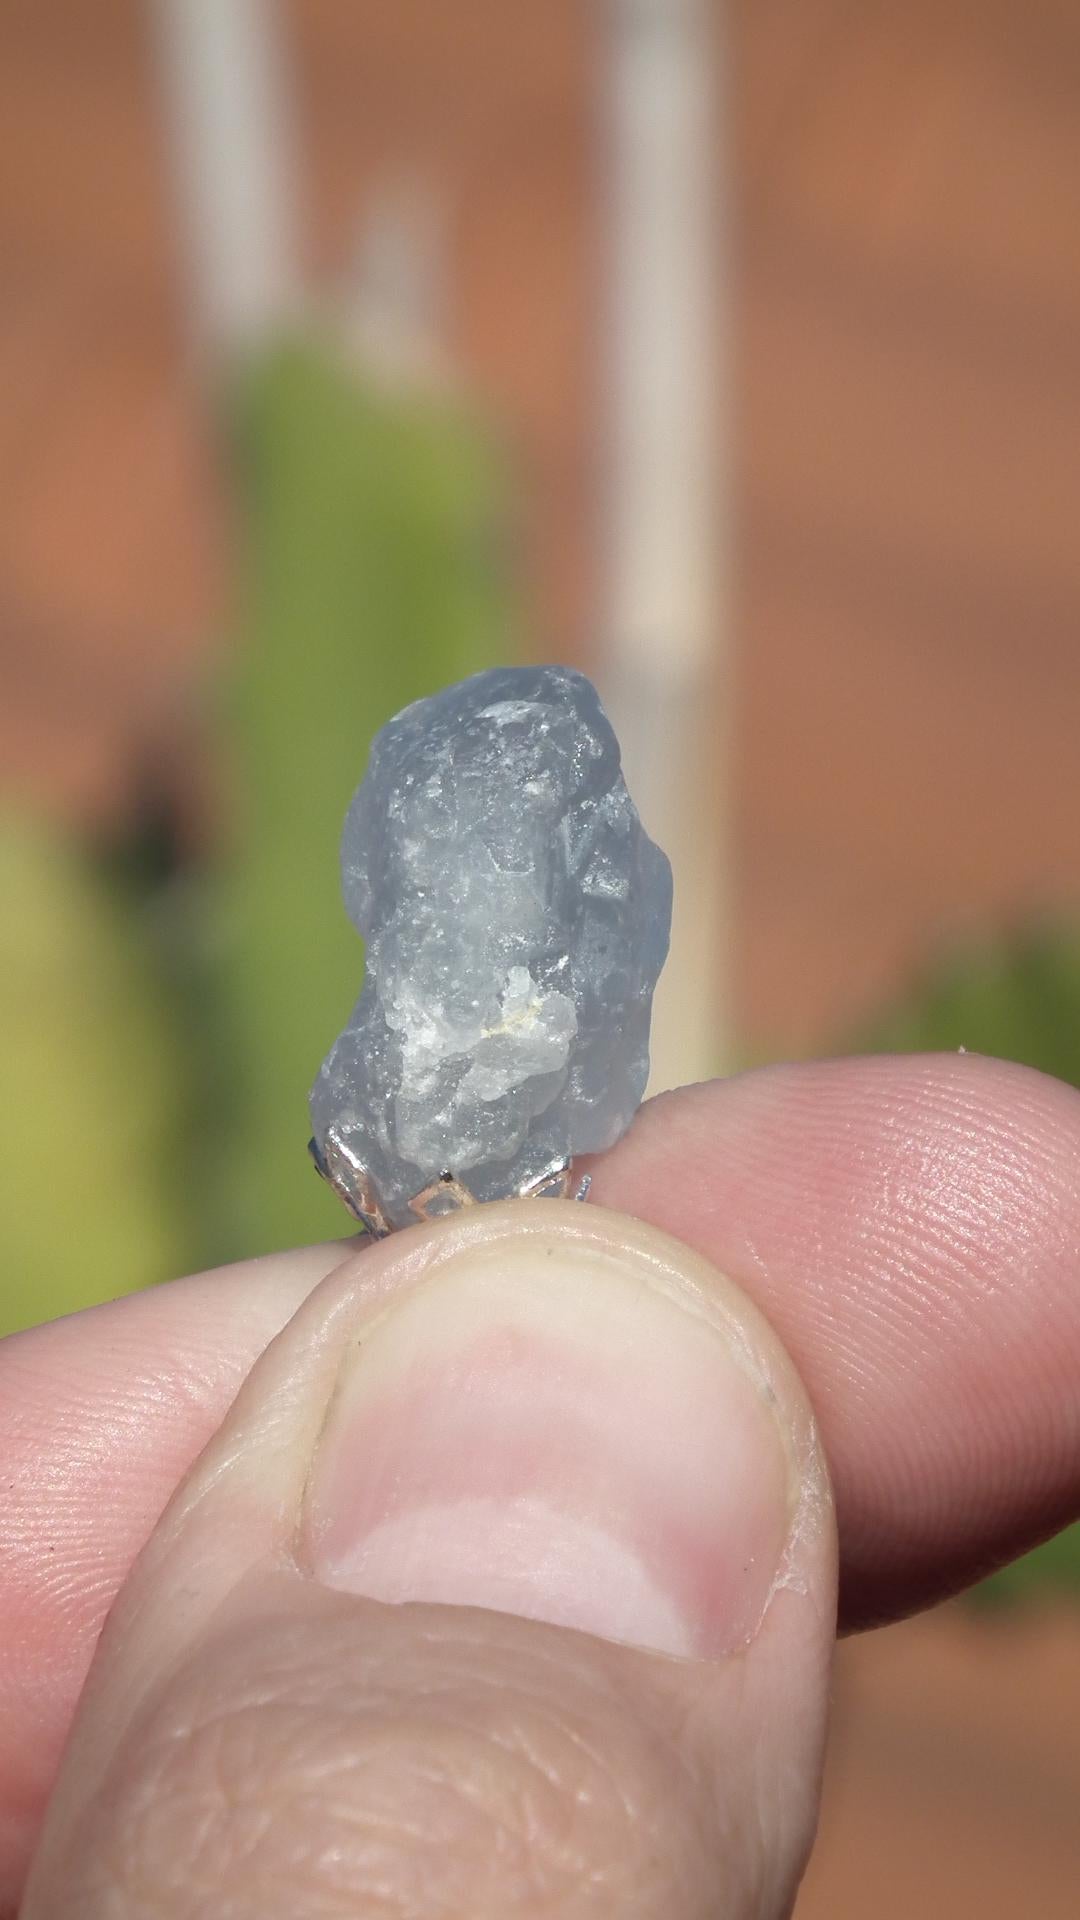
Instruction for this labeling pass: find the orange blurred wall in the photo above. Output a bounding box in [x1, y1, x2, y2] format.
[2, 0, 1079, 1053]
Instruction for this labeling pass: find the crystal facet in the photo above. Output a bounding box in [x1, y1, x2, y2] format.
[309, 665, 672, 1228]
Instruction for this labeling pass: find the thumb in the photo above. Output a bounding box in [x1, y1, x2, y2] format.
[23, 1202, 836, 1920]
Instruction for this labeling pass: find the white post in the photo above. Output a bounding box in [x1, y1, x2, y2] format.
[151, 0, 297, 352]
[603, 0, 729, 1088]
[344, 181, 446, 388]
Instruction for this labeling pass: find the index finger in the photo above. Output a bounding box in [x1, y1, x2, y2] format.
[585, 1050, 1080, 1623]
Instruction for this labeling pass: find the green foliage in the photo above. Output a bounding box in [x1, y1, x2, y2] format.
[0, 814, 192, 1334]
[198, 336, 515, 1261]
[850, 919, 1080, 1088]
[848, 918, 1080, 1604]
[0, 333, 516, 1330]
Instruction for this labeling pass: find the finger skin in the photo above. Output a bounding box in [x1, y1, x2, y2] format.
[20, 1207, 835, 1920]
[585, 1053, 1080, 1618]
[2, 1053, 1080, 1909]
[0, 1243, 346, 1913]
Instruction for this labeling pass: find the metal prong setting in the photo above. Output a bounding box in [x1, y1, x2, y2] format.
[310, 1138, 591, 1236]
[308, 1134, 391, 1238]
[518, 1157, 573, 1201]
[408, 1171, 478, 1223]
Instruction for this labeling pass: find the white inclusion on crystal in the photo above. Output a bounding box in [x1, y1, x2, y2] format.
[389, 988, 476, 1088]
[387, 966, 576, 1107]
[458, 968, 577, 1102]
[476, 699, 537, 725]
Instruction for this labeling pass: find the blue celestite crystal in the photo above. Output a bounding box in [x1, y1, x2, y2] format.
[309, 665, 672, 1228]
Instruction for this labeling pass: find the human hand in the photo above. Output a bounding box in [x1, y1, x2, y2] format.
[5, 1053, 1080, 1917]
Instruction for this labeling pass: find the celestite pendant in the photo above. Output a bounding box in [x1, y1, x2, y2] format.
[309, 665, 672, 1233]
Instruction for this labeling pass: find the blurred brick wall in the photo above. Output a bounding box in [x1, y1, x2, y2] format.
[0, 0, 595, 834]
[737, 0, 1080, 1050]
[2, 0, 1079, 1042]
[0, 1, 222, 822]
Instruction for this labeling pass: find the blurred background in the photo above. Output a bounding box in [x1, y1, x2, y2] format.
[2, 1, 1079, 1911]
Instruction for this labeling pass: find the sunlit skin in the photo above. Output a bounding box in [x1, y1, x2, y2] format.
[3, 1052, 1080, 1914]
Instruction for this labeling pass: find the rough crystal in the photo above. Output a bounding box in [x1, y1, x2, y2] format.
[309, 664, 672, 1227]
